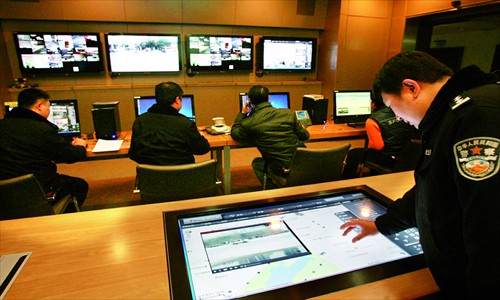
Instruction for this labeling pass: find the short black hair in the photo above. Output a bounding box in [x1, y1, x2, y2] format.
[17, 88, 50, 108]
[373, 51, 453, 95]
[155, 81, 183, 105]
[248, 85, 269, 105]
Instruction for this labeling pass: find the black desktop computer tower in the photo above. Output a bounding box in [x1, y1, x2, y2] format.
[302, 95, 328, 125]
[92, 102, 121, 140]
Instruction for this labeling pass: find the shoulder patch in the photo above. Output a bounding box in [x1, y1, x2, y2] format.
[450, 93, 471, 110]
[454, 137, 499, 181]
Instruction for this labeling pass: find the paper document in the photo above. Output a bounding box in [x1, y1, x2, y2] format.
[1, 252, 32, 299]
[91, 139, 124, 153]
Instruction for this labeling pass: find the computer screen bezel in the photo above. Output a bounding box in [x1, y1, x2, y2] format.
[48, 99, 81, 137]
[105, 33, 182, 74]
[133, 94, 196, 121]
[259, 36, 317, 72]
[163, 185, 426, 300]
[13, 32, 104, 76]
[333, 90, 372, 125]
[186, 34, 254, 73]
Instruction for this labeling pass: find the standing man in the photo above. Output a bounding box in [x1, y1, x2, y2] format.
[340, 51, 499, 298]
[231, 85, 310, 188]
[129, 81, 210, 165]
[0, 88, 88, 211]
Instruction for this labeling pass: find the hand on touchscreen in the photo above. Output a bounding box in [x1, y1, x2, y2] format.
[340, 219, 379, 243]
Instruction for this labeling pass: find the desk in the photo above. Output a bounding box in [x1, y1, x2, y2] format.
[85, 122, 365, 194]
[0, 171, 438, 299]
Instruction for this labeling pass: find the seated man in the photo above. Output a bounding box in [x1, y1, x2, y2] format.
[231, 85, 310, 188]
[342, 91, 418, 179]
[0, 88, 88, 211]
[129, 81, 210, 165]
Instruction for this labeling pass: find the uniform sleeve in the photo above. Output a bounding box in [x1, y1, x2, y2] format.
[187, 122, 210, 155]
[230, 113, 250, 140]
[44, 128, 86, 163]
[128, 118, 141, 162]
[449, 103, 500, 296]
[294, 114, 310, 141]
[365, 118, 384, 150]
[374, 186, 418, 235]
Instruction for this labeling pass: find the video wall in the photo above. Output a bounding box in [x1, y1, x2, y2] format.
[12, 31, 318, 76]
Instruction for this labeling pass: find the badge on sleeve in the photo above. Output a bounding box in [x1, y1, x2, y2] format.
[454, 137, 499, 181]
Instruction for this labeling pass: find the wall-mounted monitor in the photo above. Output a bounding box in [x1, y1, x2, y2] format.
[163, 185, 425, 299]
[260, 36, 317, 72]
[48, 99, 81, 139]
[186, 35, 253, 72]
[13, 32, 104, 75]
[239, 92, 290, 111]
[333, 90, 372, 126]
[105, 33, 181, 73]
[133, 95, 196, 122]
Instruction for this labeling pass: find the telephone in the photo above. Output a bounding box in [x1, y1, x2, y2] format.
[206, 124, 231, 135]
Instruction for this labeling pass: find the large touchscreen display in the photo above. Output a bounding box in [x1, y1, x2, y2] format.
[166, 187, 423, 299]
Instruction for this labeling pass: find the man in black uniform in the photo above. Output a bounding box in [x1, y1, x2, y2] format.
[129, 81, 210, 165]
[0, 88, 88, 211]
[340, 51, 499, 298]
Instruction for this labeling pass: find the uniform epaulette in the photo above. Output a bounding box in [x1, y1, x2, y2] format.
[450, 91, 472, 110]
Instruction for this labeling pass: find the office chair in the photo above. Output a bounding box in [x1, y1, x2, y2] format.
[0, 174, 79, 220]
[135, 159, 221, 204]
[264, 143, 351, 189]
[361, 139, 422, 176]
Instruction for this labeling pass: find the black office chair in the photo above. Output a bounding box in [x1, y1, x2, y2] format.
[135, 159, 221, 204]
[0, 174, 79, 220]
[264, 143, 351, 189]
[361, 139, 422, 175]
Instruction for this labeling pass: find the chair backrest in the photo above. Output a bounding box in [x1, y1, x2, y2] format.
[0, 174, 55, 220]
[284, 143, 351, 187]
[136, 159, 219, 204]
[392, 139, 422, 172]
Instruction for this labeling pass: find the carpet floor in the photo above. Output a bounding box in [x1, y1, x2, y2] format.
[81, 166, 262, 211]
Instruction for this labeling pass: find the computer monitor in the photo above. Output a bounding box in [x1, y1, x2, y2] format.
[48, 99, 81, 139]
[239, 92, 290, 112]
[163, 185, 425, 299]
[133, 95, 196, 121]
[333, 90, 372, 126]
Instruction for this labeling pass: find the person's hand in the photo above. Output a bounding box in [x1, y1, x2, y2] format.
[340, 219, 379, 243]
[72, 137, 87, 148]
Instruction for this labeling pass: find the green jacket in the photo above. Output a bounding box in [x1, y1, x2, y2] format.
[231, 102, 310, 174]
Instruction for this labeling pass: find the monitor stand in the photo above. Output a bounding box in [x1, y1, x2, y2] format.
[347, 122, 366, 128]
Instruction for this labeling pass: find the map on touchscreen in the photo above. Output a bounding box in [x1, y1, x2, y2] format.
[167, 187, 423, 299]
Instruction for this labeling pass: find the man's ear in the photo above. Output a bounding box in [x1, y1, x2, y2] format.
[402, 79, 420, 98]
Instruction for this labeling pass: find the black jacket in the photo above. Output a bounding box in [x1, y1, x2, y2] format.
[0, 107, 87, 192]
[375, 66, 500, 298]
[231, 102, 310, 173]
[129, 103, 210, 165]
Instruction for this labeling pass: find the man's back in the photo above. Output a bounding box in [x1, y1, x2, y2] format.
[231, 102, 310, 172]
[129, 104, 210, 165]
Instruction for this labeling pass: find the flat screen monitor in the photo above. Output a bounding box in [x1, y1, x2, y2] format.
[239, 92, 290, 112]
[186, 35, 253, 72]
[48, 99, 81, 138]
[105, 33, 181, 73]
[163, 185, 425, 299]
[13, 32, 104, 75]
[333, 90, 372, 126]
[260, 36, 317, 72]
[133, 95, 195, 121]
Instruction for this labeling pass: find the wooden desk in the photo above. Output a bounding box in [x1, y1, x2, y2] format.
[0, 171, 438, 299]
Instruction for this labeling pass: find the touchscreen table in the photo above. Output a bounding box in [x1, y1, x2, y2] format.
[163, 185, 425, 299]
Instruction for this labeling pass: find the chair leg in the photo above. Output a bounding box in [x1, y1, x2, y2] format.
[72, 197, 81, 212]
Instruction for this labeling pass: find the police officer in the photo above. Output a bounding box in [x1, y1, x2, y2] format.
[340, 51, 500, 298]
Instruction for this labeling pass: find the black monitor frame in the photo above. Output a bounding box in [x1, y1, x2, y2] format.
[133, 94, 196, 122]
[105, 33, 182, 74]
[163, 185, 426, 300]
[186, 34, 254, 73]
[48, 99, 81, 138]
[239, 92, 290, 111]
[259, 36, 317, 72]
[13, 32, 104, 76]
[333, 90, 372, 125]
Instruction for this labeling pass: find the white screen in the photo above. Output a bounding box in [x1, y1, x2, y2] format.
[335, 91, 372, 116]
